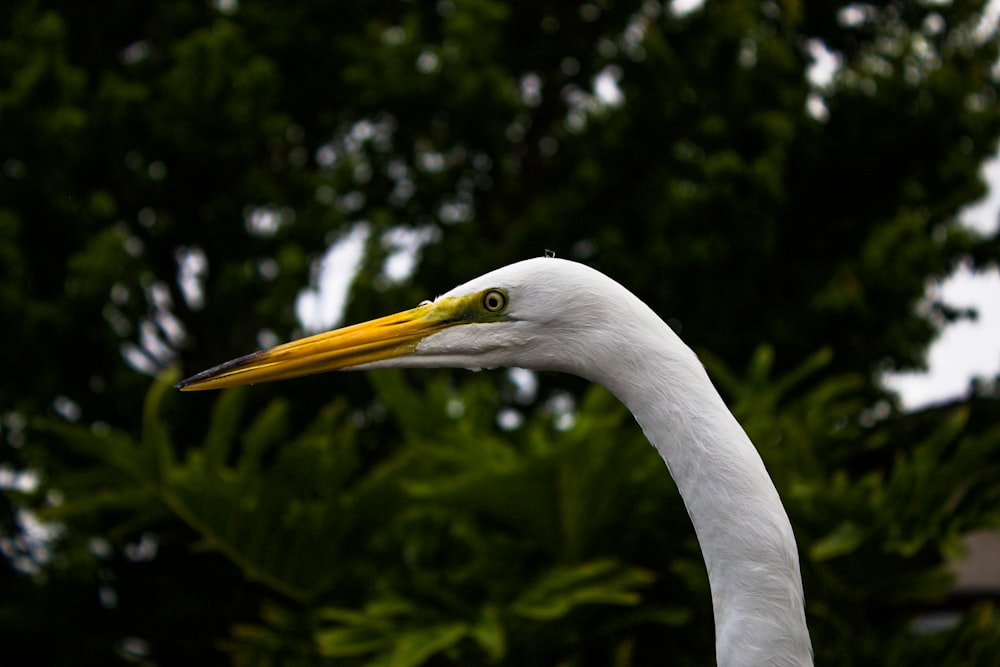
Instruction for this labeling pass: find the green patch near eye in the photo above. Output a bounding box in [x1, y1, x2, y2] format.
[425, 290, 510, 325]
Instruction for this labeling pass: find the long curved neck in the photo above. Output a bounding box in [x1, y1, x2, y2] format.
[585, 310, 812, 666]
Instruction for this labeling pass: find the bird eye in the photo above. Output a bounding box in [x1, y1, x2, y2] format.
[482, 289, 507, 312]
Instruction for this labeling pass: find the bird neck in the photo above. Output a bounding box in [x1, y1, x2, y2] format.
[591, 316, 812, 666]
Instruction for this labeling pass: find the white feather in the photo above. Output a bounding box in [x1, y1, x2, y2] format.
[406, 258, 812, 666]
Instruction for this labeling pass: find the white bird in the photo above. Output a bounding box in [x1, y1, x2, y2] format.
[179, 257, 812, 666]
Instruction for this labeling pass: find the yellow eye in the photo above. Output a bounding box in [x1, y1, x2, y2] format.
[482, 289, 507, 312]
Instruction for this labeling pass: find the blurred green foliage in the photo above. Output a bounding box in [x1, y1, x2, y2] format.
[3, 0, 1000, 664]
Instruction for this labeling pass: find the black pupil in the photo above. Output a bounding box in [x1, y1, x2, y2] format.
[486, 293, 501, 310]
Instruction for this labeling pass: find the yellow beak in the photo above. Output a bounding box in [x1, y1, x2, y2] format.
[177, 302, 447, 391]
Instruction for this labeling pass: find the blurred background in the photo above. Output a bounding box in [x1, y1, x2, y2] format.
[3, 0, 1000, 665]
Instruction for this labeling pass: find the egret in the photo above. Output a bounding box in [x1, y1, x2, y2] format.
[179, 257, 812, 666]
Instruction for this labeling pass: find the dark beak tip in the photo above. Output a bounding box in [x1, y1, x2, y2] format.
[175, 375, 201, 391]
[175, 349, 269, 392]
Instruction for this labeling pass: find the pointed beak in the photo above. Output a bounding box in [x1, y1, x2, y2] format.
[177, 303, 447, 391]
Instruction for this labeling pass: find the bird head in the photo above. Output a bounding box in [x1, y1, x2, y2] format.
[177, 257, 637, 391]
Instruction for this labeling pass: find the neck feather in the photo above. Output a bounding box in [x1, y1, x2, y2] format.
[582, 305, 812, 666]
